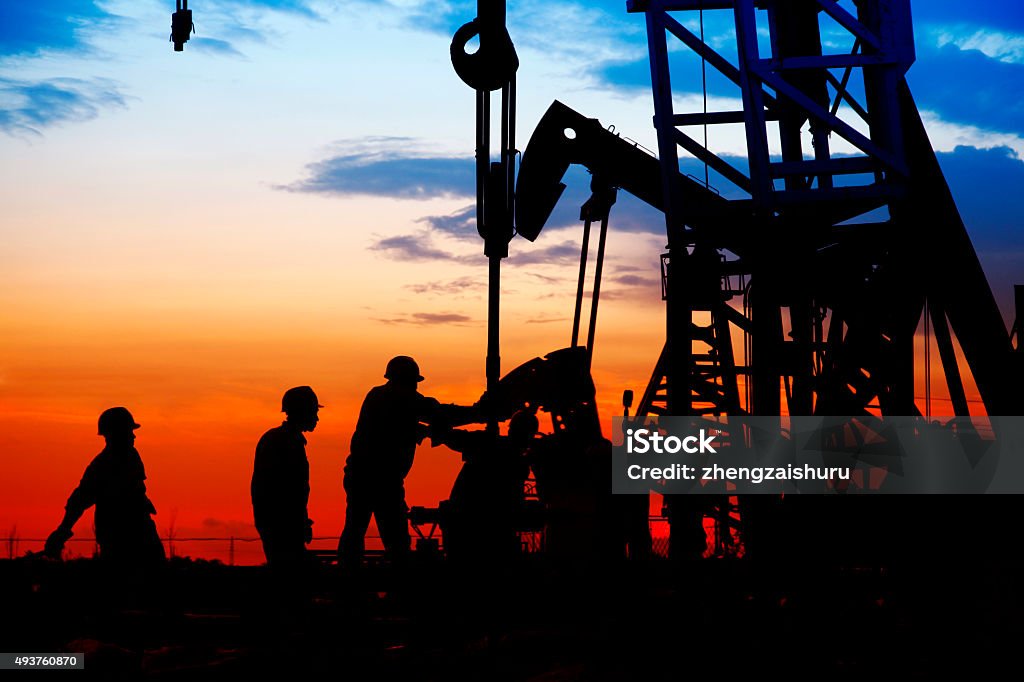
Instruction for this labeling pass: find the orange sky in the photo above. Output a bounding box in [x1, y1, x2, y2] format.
[0, 1, 1011, 565]
[0, 267, 986, 565]
[0, 218, 670, 563]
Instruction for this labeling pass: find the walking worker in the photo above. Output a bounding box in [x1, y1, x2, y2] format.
[43, 407, 165, 565]
[252, 386, 321, 568]
[338, 356, 483, 569]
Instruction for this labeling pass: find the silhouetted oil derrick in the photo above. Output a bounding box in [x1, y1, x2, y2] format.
[518, 1, 1020, 422]
[513, 1, 1021, 563]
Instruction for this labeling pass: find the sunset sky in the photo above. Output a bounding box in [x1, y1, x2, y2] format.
[1, 1, 1021, 562]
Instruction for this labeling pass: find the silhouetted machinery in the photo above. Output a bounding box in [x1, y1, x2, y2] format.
[454, 1, 1022, 563]
[170, 1, 194, 52]
[520, 1, 1021, 420]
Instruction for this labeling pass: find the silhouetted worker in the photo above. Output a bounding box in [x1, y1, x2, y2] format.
[338, 356, 481, 570]
[438, 410, 539, 564]
[43, 407, 165, 565]
[252, 386, 321, 569]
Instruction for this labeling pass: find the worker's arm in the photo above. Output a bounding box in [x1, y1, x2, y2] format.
[429, 427, 487, 456]
[423, 398, 481, 427]
[44, 459, 102, 558]
[423, 391, 515, 429]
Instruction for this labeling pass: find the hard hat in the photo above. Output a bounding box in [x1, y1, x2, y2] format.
[281, 386, 323, 414]
[98, 407, 141, 436]
[385, 356, 424, 383]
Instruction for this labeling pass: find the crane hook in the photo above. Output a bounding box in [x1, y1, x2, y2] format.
[450, 17, 519, 92]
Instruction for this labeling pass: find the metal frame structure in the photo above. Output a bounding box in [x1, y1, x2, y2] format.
[625, 0, 1020, 419]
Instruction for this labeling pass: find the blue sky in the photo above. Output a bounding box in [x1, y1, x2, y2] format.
[1, 0, 1021, 321]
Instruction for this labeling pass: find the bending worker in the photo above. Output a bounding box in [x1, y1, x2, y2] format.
[338, 356, 482, 570]
[43, 407, 165, 565]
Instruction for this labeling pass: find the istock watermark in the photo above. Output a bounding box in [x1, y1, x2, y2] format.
[611, 416, 1024, 495]
[625, 428, 718, 454]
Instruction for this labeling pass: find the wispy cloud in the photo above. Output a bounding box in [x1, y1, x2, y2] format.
[524, 315, 568, 324]
[284, 137, 473, 199]
[370, 232, 464, 262]
[418, 204, 477, 239]
[405, 276, 483, 295]
[524, 272, 569, 286]
[374, 311, 475, 326]
[0, 77, 127, 136]
[611, 274, 658, 288]
[189, 37, 247, 58]
[231, 0, 321, 19]
[931, 26, 1024, 64]
[506, 241, 581, 266]
[368, 228, 583, 268]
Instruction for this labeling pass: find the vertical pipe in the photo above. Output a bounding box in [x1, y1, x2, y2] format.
[507, 77, 517, 222]
[500, 85, 509, 179]
[572, 218, 592, 347]
[586, 213, 610, 365]
[487, 254, 501, 401]
[476, 90, 489, 233]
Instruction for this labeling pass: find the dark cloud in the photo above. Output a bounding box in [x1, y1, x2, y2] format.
[908, 43, 1024, 137]
[507, 241, 584, 266]
[374, 312, 475, 326]
[0, 77, 126, 136]
[370, 232, 464, 262]
[525, 315, 569, 324]
[285, 138, 474, 199]
[368, 228, 584, 269]
[612, 274, 658, 288]
[0, 2, 115, 57]
[418, 204, 477, 240]
[936, 145, 1024, 318]
[939, 146, 1024, 250]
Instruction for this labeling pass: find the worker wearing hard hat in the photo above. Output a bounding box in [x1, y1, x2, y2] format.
[338, 356, 483, 570]
[251, 386, 322, 570]
[43, 407, 165, 565]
